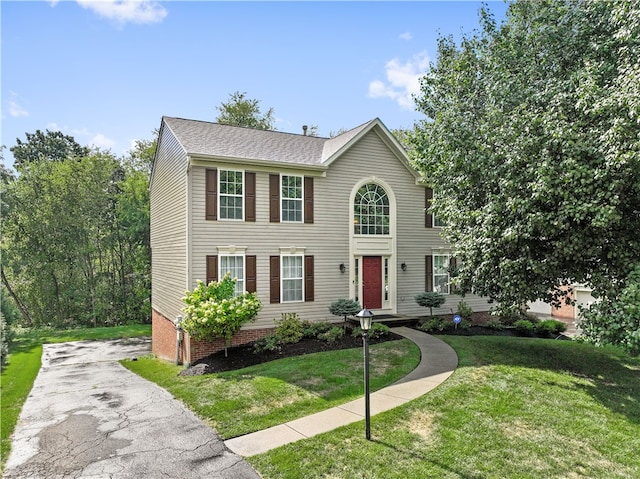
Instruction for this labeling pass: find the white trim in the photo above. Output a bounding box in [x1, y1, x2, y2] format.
[280, 173, 304, 223]
[218, 168, 245, 221]
[281, 254, 304, 303]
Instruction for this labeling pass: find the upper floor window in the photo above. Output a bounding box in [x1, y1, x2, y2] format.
[354, 183, 390, 235]
[281, 175, 303, 222]
[219, 170, 243, 220]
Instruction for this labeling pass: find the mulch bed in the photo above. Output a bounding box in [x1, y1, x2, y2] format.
[181, 326, 403, 376]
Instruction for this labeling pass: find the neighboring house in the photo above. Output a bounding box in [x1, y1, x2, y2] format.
[150, 116, 490, 364]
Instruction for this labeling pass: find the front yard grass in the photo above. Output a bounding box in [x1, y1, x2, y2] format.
[122, 338, 420, 438]
[0, 324, 151, 472]
[249, 337, 640, 479]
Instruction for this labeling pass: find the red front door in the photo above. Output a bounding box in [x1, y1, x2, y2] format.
[362, 256, 382, 309]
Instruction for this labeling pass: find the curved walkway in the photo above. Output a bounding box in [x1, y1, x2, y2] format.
[224, 326, 458, 456]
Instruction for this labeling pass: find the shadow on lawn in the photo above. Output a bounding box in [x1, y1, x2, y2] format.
[449, 336, 640, 424]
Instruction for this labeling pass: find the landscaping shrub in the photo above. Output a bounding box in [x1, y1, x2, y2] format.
[318, 327, 344, 343]
[514, 319, 535, 335]
[535, 319, 568, 337]
[253, 335, 280, 353]
[457, 300, 473, 322]
[415, 292, 446, 317]
[486, 318, 505, 331]
[351, 323, 391, 340]
[301, 320, 332, 339]
[418, 316, 453, 333]
[329, 299, 361, 332]
[274, 313, 304, 344]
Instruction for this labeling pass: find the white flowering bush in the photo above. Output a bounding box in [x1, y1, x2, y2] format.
[182, 274, 262, 354]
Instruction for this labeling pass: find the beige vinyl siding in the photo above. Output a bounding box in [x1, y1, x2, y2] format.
[150, 125, 189, 322]
[188, 127, 489, 329]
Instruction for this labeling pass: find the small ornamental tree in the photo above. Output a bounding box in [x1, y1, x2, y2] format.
[415, 292, 446, 317]
[182, 273, 262, 357]
[329, 299, 362, 331]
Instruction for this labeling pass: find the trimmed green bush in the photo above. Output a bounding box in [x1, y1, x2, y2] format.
[457, 300, 473, 322]
[535, 319, 568, 337]
[415, 292, 446, 317]
[514, 319, 535, 335]
[274, 313, 304, 344]
[418, 316, 453, 333]
[318, 327, 344, 343]
[486, 318, 505, 331]
[351, 323, 391, 340]
[301, 320, 332, 339]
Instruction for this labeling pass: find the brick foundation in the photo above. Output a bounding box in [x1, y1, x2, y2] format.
[152, 308, 273, 365]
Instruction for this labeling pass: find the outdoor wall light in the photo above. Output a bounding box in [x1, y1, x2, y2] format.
[401, 262, 407, 271]
[356, 307, 374, 440]
[339, 263, 346, 273]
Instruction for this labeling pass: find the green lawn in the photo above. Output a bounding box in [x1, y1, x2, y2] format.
[0, 324, 151, 472]
[122, 338, 420, 438]
[248, 337, 640, 479]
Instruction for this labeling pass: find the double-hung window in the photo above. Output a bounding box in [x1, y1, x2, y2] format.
[220, 255, 245, 296]
[433, 254, 450, 294]
[281, 175, 303, 222]
[219, 170, 243, 220]
[281, 255, 303, 302]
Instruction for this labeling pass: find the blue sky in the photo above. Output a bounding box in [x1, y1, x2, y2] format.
[2, 1, 508, 169]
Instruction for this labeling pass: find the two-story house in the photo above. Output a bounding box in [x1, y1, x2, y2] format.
[150, 116, 489, 364]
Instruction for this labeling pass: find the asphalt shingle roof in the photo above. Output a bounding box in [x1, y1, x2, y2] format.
[162, 117, 377, 166]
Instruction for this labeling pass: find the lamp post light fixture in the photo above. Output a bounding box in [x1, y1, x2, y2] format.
[356, 307, 374, 440]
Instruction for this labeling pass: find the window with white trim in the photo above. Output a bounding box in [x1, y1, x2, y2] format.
[219, 170, 243, 220]
[354, 183, 390, 235]
[220, 255, 245, 296]
[433, 254, 450, 294]
[281, 175, 303, 222]
[281, 255, 303, 302]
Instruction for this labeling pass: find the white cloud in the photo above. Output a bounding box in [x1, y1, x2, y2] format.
[368, 51, 430, 109]
[76, 0, 167, 26]
[89, 133, 115, 150]
[399, 32, 413, 41]
[8, 92, 29, 117]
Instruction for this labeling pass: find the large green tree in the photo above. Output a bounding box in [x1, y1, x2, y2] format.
[10, 129, 90, 172]
[410, 0, 640, 346]
[215, 91, 276, 130]
[1, 133, 154, 328]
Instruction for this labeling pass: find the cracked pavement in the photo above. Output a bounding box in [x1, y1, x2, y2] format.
[3, 338, 261, 478]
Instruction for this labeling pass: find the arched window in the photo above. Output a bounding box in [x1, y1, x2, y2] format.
[354, 183, 390, 235]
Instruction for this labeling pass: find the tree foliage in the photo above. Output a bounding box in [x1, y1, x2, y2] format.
[1, 132, 153, 328]
[10, 129, 90, 172]
[181, 275, 262, 355]
[215, 91, 276, 130]
[415, 292, 446, 317]
[410, 0, 640, 334]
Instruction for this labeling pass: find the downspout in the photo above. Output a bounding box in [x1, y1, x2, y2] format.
[174, 315, 183, 365]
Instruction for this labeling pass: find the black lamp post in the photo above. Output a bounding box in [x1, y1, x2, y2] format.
[356, 307, 373, 440]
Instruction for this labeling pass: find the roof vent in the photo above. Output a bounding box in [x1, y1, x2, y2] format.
[302, 125, 308, 136]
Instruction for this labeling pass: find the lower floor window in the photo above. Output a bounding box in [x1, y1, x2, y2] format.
[433, 254, 450, 294]
[282, 255, 303, 302]
[220, 255, 245, 296]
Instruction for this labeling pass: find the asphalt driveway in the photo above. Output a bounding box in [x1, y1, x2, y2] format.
[3, 338, 260, 479]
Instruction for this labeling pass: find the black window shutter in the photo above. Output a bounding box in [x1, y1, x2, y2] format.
[449, 257, 457, 293]
[269, 174, 280, 222]
[206, 255, 218, 285]
[425, 255, 433, 292]
[206, 169, 218, 221]
[270, 256, 280, 303]
[304, 255, 314, 302]
[246, 255, 257, 293]
[245, 172, 256, 222]
[425, 187, 433, 228]
[304, 177, 314, 224]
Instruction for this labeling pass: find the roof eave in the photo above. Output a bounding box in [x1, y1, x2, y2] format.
[188, 154, 328, 175]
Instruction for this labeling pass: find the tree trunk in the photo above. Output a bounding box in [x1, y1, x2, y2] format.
[1, 267, 34, 326]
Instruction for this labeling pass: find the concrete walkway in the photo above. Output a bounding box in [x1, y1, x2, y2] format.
[225, 327, 458, 456]
[3, 338, 260, 479]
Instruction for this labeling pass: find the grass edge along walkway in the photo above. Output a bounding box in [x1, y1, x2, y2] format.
[224, 327, 458, 456]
